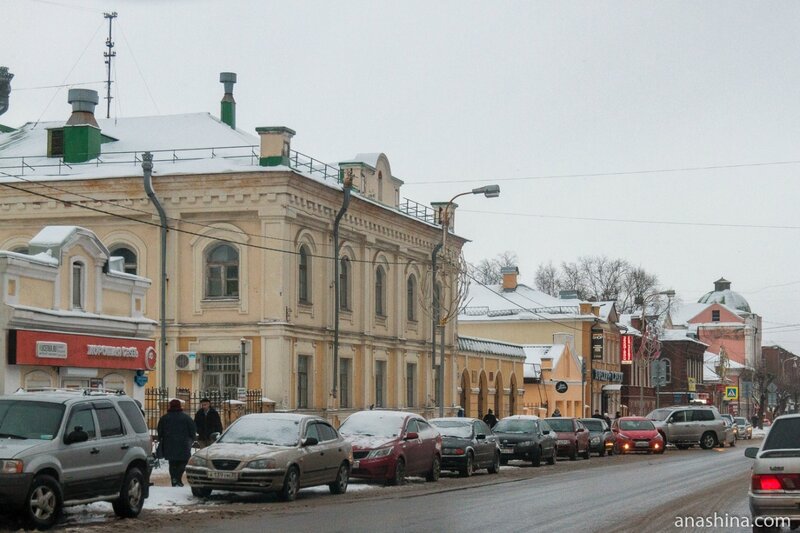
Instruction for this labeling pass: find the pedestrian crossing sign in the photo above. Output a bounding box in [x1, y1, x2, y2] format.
[725, 386, 738, 400]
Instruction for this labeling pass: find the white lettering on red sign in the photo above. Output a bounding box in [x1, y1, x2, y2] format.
[87, 344, 139, 358]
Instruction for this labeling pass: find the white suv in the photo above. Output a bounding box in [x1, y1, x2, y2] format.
[646, 405, 726, 449]
[0, 390, 152, 529]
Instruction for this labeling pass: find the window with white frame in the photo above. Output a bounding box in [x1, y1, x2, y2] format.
[110, 246, 137, 275]
[205, 243, 239, 298]
[664, 359, 672, 383]
[72, 261, 85, 309]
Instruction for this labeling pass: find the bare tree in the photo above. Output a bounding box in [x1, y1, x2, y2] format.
[559, 260, 587, 299]
[579, 255, 628, 301]
[470, 251, 518, 285]
[619, 266, 660, 313]
[534, 261, 560, 297]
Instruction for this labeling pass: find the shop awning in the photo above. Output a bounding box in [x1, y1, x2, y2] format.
[602, 384, 623, 391]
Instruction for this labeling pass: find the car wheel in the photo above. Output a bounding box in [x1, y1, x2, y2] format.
[547, 446, 556, 465]
[279, 466, 300, 501]
[191, 486, 212, 498]
[460, 452, 474, 477]
[699, 432, 717, 450]
[112, 467, 145, 518]
[389, 458, 406, 486]
[25, 474, 62, 530]
[426, 456, 440, 482]
[531, 447, 542, 467]
[328, 462, 349, 494]
[488, 452, 500, 474]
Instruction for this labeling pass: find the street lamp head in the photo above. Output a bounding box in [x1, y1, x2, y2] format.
[659, 289, 676, 299]
[471, 184, 500, 198]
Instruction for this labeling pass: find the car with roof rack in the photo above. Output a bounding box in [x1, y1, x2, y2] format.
[0, 389, 152, 529]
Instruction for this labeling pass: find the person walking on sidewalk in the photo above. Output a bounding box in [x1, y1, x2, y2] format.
[195, 397, 223, 448]
[157, 399, 197, 487]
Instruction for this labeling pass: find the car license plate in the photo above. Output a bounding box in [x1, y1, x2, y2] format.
[501, 448, 514, 454]
[635, 441, 649, 448]
[208, 470, 238, 480]
[352, 460, 359, 468]
[557, 440, 569, 445]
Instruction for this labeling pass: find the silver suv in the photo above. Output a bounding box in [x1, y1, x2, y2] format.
[0, 390, 152, 529]
[646, 405, 726, 449]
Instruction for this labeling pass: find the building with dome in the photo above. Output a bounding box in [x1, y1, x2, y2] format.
[698, 278, 751, 314]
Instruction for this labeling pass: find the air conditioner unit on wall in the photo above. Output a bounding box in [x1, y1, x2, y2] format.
[175, 352, 198, 371]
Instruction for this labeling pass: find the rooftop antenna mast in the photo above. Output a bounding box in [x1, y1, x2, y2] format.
[103, 11, 117, 119]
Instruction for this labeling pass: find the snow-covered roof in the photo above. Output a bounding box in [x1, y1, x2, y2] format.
[617, 313, 642, 336]
[339, 152, 382, 169]
[669, 302, 711, 327]
[522, 344, 568, 380]
[461, 282, 602, 323]
[458, 336, 526, 359]
[703, 350, 748, 382]
[698, 285, 751, 315]
[659, 328, 708, 346]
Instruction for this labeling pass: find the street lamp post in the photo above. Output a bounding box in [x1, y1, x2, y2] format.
[635, 289, 675, 415]
[434, 185, 500, 417]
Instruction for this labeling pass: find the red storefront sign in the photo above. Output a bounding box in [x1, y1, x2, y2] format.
[8, 329, 156, 371]
[621, 335, 633, 364]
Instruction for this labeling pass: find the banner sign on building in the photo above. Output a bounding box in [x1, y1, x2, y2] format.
[591, 331, 604, 360]
[592, 368, 624, 383]
[8, 329, 155, 370]
[621, 335, 633, 364]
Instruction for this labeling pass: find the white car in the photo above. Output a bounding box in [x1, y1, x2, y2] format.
[745, 413, 800, 532]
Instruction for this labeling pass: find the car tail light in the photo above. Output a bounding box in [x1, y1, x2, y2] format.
[752, 474, 800, 491]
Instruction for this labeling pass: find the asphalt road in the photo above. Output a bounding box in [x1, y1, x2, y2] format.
[146, 441, 761, 533]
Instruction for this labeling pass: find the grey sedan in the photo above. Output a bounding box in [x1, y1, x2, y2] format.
[186, 413, 352, 501]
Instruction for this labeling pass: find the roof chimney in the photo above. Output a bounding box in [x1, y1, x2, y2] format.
[501, 266, 519, 291]
[63, 89, 101, 163]
[0, 66, 13, 117]
[220, 72, 237, 129]
[256, 126, 295, 167]
[713, 277, 731, 292]
[67, 88, 99, 127]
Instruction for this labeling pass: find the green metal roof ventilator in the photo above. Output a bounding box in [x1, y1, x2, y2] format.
[63, 89, 101, 163]
[220, 72, 236, 129]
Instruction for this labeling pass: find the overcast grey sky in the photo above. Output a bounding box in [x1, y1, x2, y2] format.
[3, 0, 800, 352]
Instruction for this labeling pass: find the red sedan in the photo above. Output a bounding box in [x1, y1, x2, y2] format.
[545, 417, 591, 460]
[612, 416, 665, 454]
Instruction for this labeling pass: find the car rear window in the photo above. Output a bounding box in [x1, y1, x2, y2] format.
[546, 419, 574, 432]
[118, 400, 149, 434]
[763, 418, 800, 451]
[581, 419, 605, 431]
[493, 419, 537, 434]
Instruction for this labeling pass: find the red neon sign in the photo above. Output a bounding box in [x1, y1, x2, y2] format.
[621, 335, 633, 364]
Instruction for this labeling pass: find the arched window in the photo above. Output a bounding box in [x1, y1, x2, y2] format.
[72, 261, 85, 309]
[406, 275, 417, 321]
[299, 245, 311, 303]
[205, 243, 239, 298]
[24, 370, 53, 391]
[375, 266, 386, 317]
[339, 257, 350, 310]
[11, 246, 28, 254]
[664, 359, 672, 383]
[110, 246, 137, 275]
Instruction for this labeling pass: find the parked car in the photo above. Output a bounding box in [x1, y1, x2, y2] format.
[186, 413, 352, 501]
[0, 390, 152, 529]
[646, 405, 726, 449]
[612, 417, 665, 454]
[338, 410, 441, 485]
[735, 417, 753, 439]
[721, 413, 738, 440]
[745, 413, 800, 531]
[492, 415, 557, 467]
[430, 417, 500, 476]
[579, 417, 616, 456]
[545, 417, 590, 460]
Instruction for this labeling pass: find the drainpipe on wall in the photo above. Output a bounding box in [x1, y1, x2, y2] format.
[332, 170, 353, 402]
[431, 242, 443, 409]
[142, 152, 168, 389]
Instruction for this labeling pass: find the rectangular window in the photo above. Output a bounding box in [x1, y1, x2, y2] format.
[226, 265, 239, 297]
[406, 363, 416, 407]
[712, 310, 720, 322]
[298, 356, 310, 409]
[72, 263, 83, 309]
[202, 354, 240, 396]
[375, 360, 386, 408]
[340, 359, 351, 408]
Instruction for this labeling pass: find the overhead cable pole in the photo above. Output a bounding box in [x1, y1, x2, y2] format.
[103, 12, 117, 119]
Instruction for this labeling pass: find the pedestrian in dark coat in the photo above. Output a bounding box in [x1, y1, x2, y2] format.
[157, 399, 197, 487]
[483, 409, 498, 428]
[194, 397, 223, 448]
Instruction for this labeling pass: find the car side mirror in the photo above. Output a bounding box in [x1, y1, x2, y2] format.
[577, 428, 585, 433]
[542, 429, 550, 435]
[303, 437, 319, 447]
[404, 431, 419, 440]
[476, 433, 486, 440]
[65, 428, 89, 445]
[744, 447, 759, 459]
[612, 428, 619, 433]
[210, 432, 221, 441]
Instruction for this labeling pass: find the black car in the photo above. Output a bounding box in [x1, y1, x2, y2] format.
[430, 417, 501, 477]
[579, 417, 616, 456]
[491, 415, 557, 467]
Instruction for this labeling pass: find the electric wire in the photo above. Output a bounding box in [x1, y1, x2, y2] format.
[116, 20, 161, 115]
[12, 81, 106, 91]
